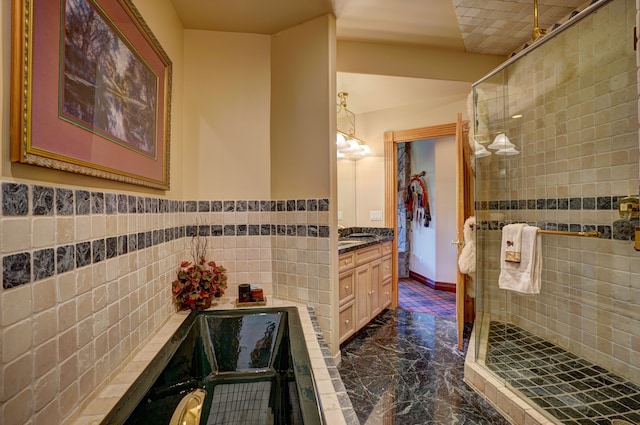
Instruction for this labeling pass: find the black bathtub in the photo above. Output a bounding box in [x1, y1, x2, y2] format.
[101, 307, 325, 425]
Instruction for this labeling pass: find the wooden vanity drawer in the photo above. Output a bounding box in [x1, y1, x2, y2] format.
[339, 301, 356, 343]
[381, 241, 392, 256]
[355, 244, 382, 266]
[338, 252, 355, 273]
[338, 269, 355, 305]
[380, 278, 392, 309]
[381, 255, 392, 281]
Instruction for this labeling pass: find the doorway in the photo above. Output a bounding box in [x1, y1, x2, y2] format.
[383, 115, 474, 348]
[396, 137, 457, 317]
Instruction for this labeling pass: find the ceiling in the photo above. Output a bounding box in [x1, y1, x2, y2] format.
[171, 0, 588, 113]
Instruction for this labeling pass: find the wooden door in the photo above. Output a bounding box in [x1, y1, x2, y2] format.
[454, 113, 475, 350]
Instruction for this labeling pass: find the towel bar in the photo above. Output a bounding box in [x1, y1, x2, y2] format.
[536, 229, 600, 237]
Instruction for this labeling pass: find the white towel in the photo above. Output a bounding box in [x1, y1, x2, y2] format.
[502, 223, 528, 263]
[498, 225, 542, 294]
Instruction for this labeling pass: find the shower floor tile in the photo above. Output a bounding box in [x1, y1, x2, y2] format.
[486, 321, 640, 425]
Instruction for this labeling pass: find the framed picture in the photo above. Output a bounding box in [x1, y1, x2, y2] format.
[10, 0, 172, 189]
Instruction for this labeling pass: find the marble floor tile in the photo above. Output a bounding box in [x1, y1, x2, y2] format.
[338, 309, 510, 425]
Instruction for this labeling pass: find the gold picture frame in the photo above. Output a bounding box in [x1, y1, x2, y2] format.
[10, 0, 172, 189]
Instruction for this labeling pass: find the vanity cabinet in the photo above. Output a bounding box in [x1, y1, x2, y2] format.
[338, 251, 356, 343]
[338, 240, 392, 343]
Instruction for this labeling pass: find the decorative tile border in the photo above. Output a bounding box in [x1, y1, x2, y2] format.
[0, 182, 330, 289]
[475, 195, 627, 212]
[475, 195, 638, 240]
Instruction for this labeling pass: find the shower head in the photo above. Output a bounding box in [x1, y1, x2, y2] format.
[532, 0, 547, 41]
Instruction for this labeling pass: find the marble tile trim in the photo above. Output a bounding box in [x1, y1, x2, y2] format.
[0, 181, 330, 289]
[474, 195, 638, 240]
[475, 195, 629, 212]
[307, 306, 360, 425]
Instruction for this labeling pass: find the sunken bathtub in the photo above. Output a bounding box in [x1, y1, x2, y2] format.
[101, 307, 324, 425]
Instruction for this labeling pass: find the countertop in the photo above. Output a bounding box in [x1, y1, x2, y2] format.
[338, 228, 394, 254]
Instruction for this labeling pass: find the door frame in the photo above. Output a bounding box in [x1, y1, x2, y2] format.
[383, 115, 472, 348]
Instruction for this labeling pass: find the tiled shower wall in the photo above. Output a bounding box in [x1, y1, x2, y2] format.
[0, 182, 330, 425]
[475, 0, 640, 385]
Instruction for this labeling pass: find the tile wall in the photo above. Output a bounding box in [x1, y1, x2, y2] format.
[474, 0, 640, 387]
[0, 181, 331, 425]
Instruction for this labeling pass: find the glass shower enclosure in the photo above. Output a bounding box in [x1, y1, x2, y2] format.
[471, 0, 640, 423]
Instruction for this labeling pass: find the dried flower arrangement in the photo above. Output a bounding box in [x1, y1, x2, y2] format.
[171, 232, 227, 311]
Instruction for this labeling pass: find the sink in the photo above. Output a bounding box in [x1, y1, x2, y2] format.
[340, 233, 376, 240]
[338, 240, 363, 249]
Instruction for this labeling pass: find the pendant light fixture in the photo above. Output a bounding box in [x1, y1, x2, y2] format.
[473, 139, 491, 158]
[488, 133, 520, 156]
[336, 92, 373, 159]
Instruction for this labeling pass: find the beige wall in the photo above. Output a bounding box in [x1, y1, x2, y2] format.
[354, 156, 385, 227]
[337, 40, 505, 82]
[270, 13, 339, 351]
[183, 30, 272, 200]
[270, 14, 336, 200]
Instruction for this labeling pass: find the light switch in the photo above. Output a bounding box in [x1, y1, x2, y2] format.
[338, 211, 343, 220]
[370, 210, 382, 221]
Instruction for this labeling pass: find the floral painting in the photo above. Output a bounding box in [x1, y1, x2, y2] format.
[62, 0, 158, 157]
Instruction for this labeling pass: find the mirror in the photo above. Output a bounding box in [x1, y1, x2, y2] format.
[337, 156, 386, 228]
[337, 158, 356, 227]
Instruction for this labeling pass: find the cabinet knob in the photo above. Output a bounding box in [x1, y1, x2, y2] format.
[344, 285, 350, 290]
[345, 319, 350, 324]
[385, 292, 390, 295]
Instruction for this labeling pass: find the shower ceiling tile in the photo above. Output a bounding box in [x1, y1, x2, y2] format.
[453, 0, 589, 55]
